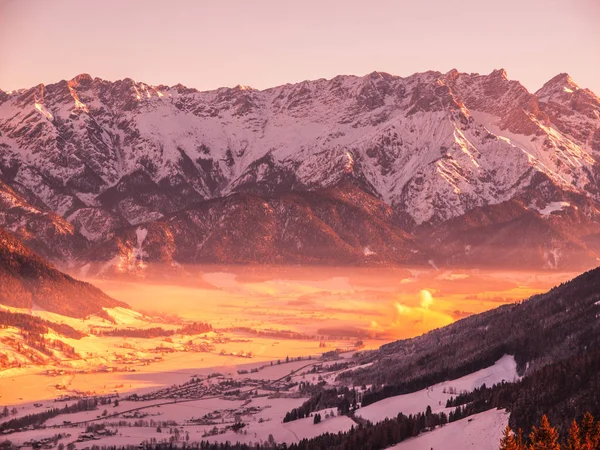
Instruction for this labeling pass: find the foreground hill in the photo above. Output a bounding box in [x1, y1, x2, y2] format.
[0, 226, 126, 317]
[1, 69, 599, 271]
[338, 265, 600, 437]
[347, 266, 600, 386]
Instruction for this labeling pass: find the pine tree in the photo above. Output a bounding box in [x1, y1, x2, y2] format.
[565, 419, 582, 450]
[580, 412, 600, 450]
[499, 426, 520, 450]
[516, 428, 526, 450]
[528, 415, 560, 450]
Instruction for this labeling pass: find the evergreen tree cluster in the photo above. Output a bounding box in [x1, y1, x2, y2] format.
[282, 386, 357, 423]
[0, 398, 98, 433]
[92, 322, 212, 338]
[499, 412, 600, 450]
[0, 309, 85, 339]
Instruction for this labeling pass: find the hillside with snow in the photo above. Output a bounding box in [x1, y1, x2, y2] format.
[1, 69, 600, 271]
[0, 226, 125, 317]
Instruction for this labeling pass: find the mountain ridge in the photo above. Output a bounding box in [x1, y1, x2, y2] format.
[0, 67, 578, 98]
[1, 68, 599, 272]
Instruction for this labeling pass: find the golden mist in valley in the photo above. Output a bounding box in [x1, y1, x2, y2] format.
[90, 265, 577, 342]
[0, 265, 576, 406]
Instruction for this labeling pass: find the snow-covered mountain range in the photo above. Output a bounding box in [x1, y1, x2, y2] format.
[1, 69, 599, 273]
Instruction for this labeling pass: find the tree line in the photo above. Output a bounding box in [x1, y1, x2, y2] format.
[282, 385, 357, 423]
[499, 412, 600, 450]
[0, 309, 84, 339]
[91, 321, 212, 338]
[0, 398, 98, 433]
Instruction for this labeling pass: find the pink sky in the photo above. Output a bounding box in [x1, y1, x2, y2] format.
[0, 0, 598, 94]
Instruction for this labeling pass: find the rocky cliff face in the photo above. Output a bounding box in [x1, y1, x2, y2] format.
[0, 69, 599, 272]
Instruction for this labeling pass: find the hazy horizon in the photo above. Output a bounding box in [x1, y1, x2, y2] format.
[1, 0, 598, 94]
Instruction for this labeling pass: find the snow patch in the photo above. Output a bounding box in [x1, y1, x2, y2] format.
[344, 151, 354, 173]
[544, 248, 561, 269]
[102, 306, 146, 325]
[34, 102, 53, 120]
[533, 201, 571, 215]
[389, 408, 509, 450]
[356, 355, 519, 423]
[136, 227, 148, 246]
[131, 227, 149, 268]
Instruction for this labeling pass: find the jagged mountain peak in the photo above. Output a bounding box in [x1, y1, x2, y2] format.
[489, 68, 508, 79]
[233, 84, 255, 91]
[445, 68, 460, 81]
[365, 70, 395, 80]
[69, 72, 94, 85]
[3, 69, 534, 109]
[536, 72, 580, 99]
[532, 73, 599, 147]
[542, 72, 577, 87]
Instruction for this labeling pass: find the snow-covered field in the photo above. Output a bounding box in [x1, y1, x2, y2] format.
[2, 366, 353, 447]
[356, 355, 519, 423]
[0, 351, 518, 449]
[390, 408, 509, 450]
[5, 413, 355, 448]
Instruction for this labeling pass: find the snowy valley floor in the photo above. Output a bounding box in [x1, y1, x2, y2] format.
[0, 347, 517, 448]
